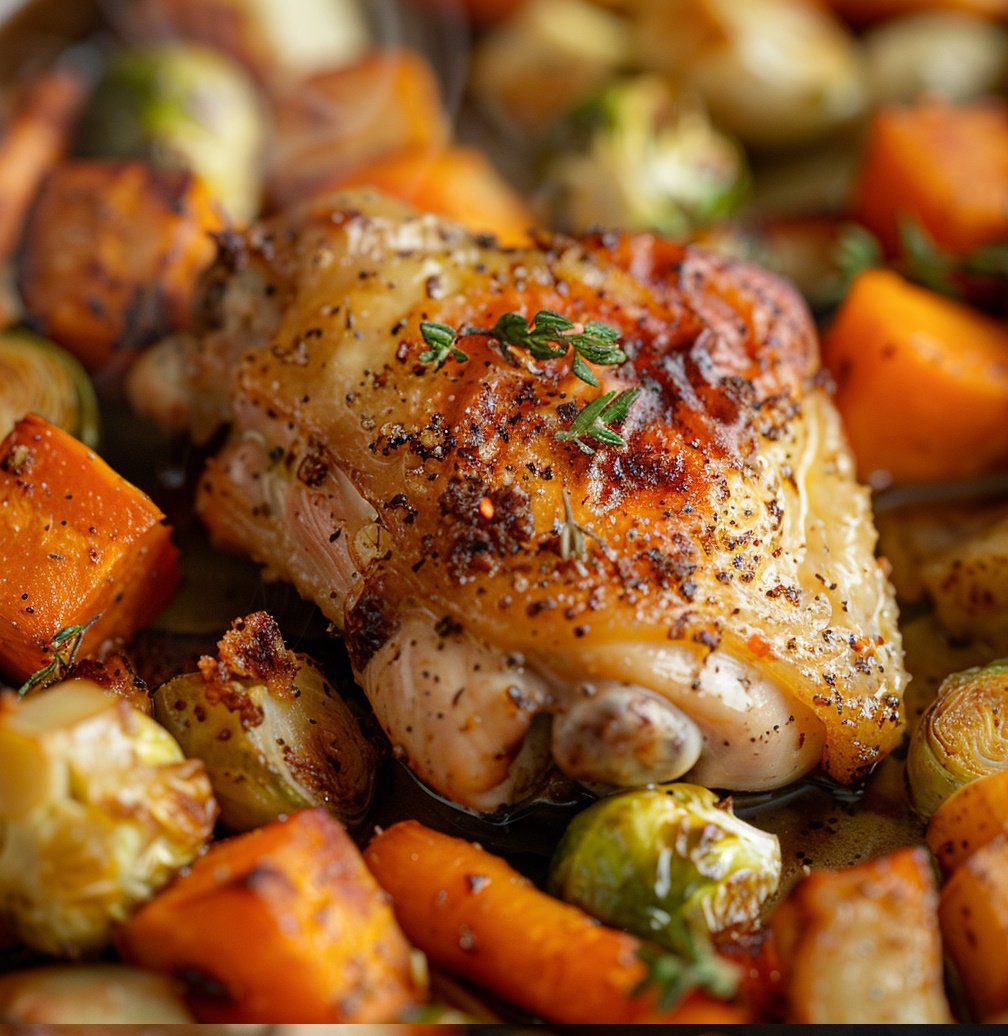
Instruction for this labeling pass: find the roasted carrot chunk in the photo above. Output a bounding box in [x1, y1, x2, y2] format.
[267, 49, 451, 211]
[117, 809, 422, 1023]
[365, 819, 750, 1025]
[326, 147, 535, 247]
[928, 770, 1008, 877]
[822, 268, 1008, 485]
[0, 414, 180, 683]
[853, 97, 1008, 257]
[18, 160, 224, 373]
[770, 847, 952, 1023]
[939, 832, 1008, 1020]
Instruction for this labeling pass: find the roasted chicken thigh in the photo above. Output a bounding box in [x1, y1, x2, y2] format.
[183, 190, 905, 811]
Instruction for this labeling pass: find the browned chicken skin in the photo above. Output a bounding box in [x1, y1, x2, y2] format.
[178, 190, 904, 812]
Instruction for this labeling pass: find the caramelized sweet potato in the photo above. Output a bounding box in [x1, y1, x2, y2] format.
[0, 414, 180, 683]
[325, 147, 535, 247]
[939, 832, 1008, 1019]
[267, 49, 451, 212]
[0, 63, 88, 264]
[853, 97, 1008, 257]
[822, 268, 1008, 485]
[18, 160, 224, 373]
[771, 847, 952, 1023]
[117, 809, 421, 1023]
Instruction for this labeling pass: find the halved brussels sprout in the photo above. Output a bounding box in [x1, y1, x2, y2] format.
[907, 659, 1008, 818]
[549, 782, 781, 954]
[153, 611, 382, 832]
[80, 43, 265, 222]
[0, 680, 217, 957]
[538, 75, 749, 237]
[0, 329, 99, 446]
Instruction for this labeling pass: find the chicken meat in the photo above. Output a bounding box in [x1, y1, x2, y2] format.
[177, 190, 905, 812]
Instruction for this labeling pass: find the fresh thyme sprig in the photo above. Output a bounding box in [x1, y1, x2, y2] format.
[419, 311, 639, 454]
[556, 387, 640, 455]
[18, 615, 101, 697]
[632, 937, 740, 1012]
[419, 310, 627, 387]
[557, 486, 610, 560]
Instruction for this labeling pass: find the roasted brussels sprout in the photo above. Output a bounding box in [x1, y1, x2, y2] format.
[80, 43, 265, 221]
[907, 659, 1008, 818]
[0, 681, 217, 957]
[0, 329, 99, 447]
[0, 965, 194, 1023]
[549, 783, 781, 954]
[154, 611, 382, 832]
[537, 75, 749, 236]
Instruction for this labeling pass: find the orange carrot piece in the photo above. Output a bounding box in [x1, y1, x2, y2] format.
[0, 64, 88, 264]
[771, 847, 951, 1023]
[822, 268, 1008, 485]
[267, 48, 451, 212]
[928, 770, 1008, 876]
[18, 160, 224, 373]
[939, 832, 1008, 1020]
[364, 819, 750, 1026]
[117, 809, 421, 1023]
[853, 97, 1008, 257]
[325, 147, 535, 248]
[0, 414, 180, 683]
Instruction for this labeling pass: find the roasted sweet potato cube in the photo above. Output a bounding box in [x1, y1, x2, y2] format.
[0, 414, 180, 682]
[928, 771, 1008, 877]
[18, 160, 224, 373]
[117, 808, 422, 1023]
[771, 847, 952, 1023]
[940, 831, 1008, 1020]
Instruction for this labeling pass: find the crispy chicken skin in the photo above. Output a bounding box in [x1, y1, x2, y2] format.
[188, 190, 905, 811]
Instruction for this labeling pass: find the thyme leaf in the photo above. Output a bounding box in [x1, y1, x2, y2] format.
[631, 931, 739, 1012]
[419, 321, 469, 368]
[18, 615, 101, 697]
[555, 388, 640, 454]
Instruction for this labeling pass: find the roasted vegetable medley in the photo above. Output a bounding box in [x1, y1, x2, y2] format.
[0, 0, 1006, 1025]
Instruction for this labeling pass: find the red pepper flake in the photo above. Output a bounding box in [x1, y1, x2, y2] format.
[478, 496, 495, 521]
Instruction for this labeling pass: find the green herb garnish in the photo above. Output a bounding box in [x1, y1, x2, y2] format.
[555, 387, 640, 455]
[419, 310, 626, 387]
[418, 321, 469, 368]
[632, 936, 740, 1012]
[18, 616, 100, 697]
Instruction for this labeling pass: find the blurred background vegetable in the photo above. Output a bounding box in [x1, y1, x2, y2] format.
[907, 658, 1008, 817]
[154, 611, 382, 832]
[80, 42, 265, 223]
[548, 783, 781, 955]
[17, 160, 223, 376]
[0, 680, 217, 957]
[536, 75, 748, 236]
[633, 0, 868, 149]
